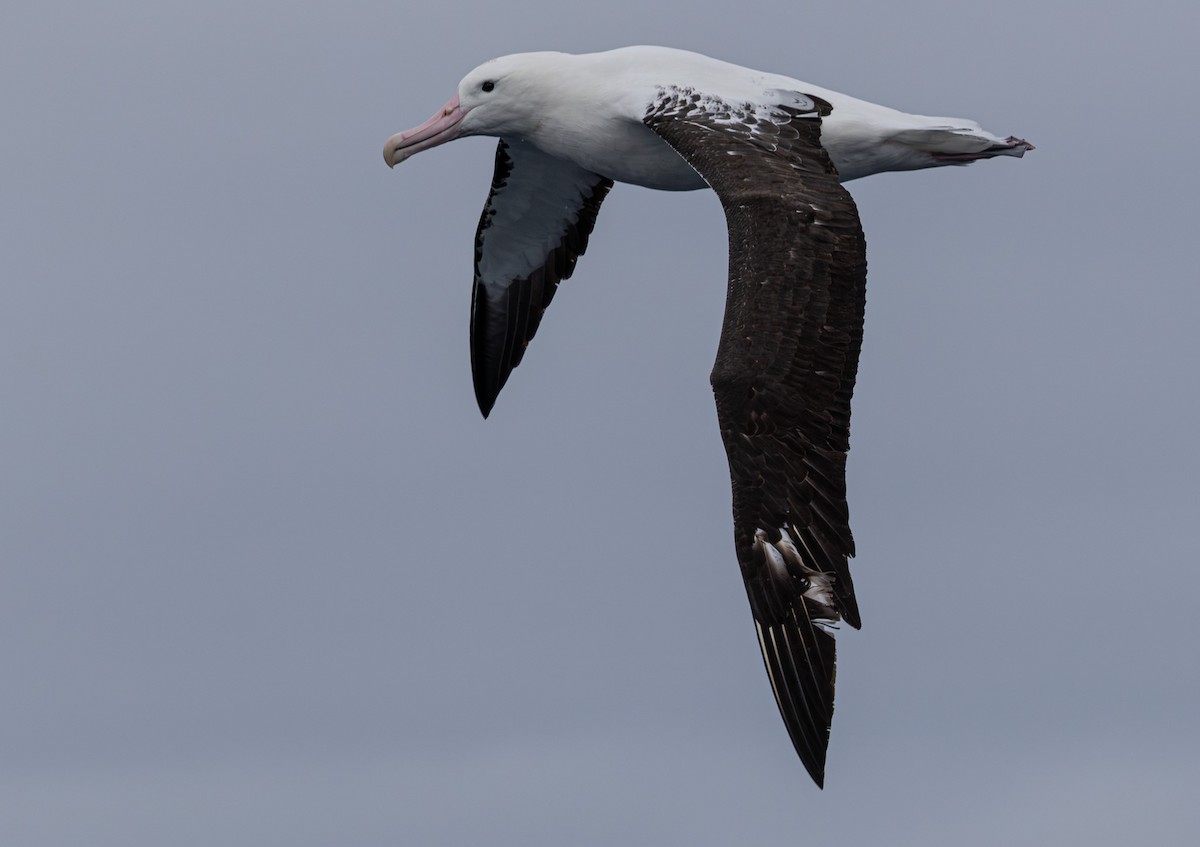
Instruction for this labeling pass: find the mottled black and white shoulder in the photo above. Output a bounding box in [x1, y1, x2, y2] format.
[644, 86, 869, 788]
[644, 84, 829, 145]
[470, 139, 612, 417]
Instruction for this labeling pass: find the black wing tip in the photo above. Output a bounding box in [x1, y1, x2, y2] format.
[786, 712, 830, 789]
[468, 279, 509, 421]
[473, 379, 498, 419]
[752, 599, 838, 790]
[789, 709, 831, 790]
[788, 729, 827, 787]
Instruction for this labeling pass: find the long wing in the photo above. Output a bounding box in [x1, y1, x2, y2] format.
[645, 88, 868, 788]
[471, 139, 613, 417]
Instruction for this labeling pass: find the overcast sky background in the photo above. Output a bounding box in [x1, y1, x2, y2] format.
[3, 1, 1198, 845]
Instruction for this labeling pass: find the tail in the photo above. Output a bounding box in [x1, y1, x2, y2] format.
[891, 125, 1034, 165]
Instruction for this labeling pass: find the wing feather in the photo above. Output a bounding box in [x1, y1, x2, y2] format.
[645, 88, 868, 787]
[470, 139, 613, 416]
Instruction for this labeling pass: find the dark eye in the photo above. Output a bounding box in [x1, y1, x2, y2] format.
[481, 80, 495, 92]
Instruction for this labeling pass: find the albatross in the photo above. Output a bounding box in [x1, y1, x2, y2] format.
[383, 45, 1031, 787]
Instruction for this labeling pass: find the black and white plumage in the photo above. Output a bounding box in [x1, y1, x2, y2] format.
[384, 46, 1030, 787]
[645, 88, 866, 783]
[470, 140, 612, 416]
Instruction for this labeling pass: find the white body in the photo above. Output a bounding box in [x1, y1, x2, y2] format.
[439, 46, 1026, 186]
[383, 45, 1030, 328]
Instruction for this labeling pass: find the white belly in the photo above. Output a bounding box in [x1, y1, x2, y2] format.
[523, 119, 709, 192]
[600, 140, 709, 191]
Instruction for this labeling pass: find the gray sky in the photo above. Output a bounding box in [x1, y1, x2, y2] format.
[4, 1, 1199, 844]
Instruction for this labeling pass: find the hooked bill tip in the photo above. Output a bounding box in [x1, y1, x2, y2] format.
[383, 94, 465, 169]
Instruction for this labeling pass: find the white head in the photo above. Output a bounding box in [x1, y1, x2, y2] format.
[383, 52, 572, 167]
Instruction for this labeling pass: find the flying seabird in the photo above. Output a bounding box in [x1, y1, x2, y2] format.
[383, 45, 1031, 787]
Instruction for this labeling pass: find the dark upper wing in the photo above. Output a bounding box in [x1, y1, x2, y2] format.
[645, 88, 868, 788]
[471, 139, 613, 417]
